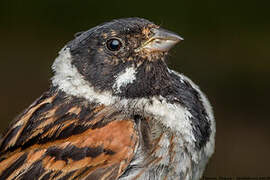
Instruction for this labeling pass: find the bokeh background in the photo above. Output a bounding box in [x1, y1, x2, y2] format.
[0, 0, 269, 177]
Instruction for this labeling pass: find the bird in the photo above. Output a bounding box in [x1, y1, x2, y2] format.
[0, 18, 215, 180]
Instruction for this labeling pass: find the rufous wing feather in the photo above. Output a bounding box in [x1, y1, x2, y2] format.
[0, 90, 139, 180]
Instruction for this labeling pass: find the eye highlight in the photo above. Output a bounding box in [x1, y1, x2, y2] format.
[106, 38, 122, 51]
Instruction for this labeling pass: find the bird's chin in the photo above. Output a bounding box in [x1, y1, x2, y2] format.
[134, 50, 168, 63]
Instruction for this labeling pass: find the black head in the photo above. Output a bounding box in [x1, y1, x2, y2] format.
[66, 18, 183, 98]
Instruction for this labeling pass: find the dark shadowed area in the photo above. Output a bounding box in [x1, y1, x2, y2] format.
[0, 0, 269, 177]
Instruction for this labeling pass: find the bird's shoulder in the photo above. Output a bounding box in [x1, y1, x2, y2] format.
[0, 88, 139, 179]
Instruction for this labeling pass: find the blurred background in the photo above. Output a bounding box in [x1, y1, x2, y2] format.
[0, 0, 269, 177]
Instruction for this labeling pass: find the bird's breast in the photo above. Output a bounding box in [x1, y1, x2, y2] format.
[119, 116, 196, 180]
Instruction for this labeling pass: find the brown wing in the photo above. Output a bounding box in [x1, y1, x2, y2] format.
[0, 89, 139, 180]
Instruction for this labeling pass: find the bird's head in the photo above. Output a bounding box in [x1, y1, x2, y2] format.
[52, 18, 183, 101]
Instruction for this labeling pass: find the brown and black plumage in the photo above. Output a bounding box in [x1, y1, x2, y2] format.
[0, 18, 215, 180]
[0, 89, 138, 179]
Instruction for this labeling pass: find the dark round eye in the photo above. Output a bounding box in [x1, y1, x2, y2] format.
[106, 38, 122, 51]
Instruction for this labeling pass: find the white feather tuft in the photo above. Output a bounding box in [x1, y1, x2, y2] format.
[113, 67, 137, 93]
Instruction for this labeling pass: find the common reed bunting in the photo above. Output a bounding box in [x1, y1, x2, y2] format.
[0, 18, 215, 180]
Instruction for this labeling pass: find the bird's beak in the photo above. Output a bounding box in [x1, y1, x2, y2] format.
[136, 28, 183, 52]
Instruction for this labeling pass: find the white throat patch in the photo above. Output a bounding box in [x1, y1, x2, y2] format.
[113, 67, 137, 93]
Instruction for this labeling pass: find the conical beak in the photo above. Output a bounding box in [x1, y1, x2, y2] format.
[137, 28, 183, 52]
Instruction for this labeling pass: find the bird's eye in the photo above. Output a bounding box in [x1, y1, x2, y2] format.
[106, 38, 122, 51]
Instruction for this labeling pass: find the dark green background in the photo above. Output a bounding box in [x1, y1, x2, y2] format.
[0, 0, 269, 177]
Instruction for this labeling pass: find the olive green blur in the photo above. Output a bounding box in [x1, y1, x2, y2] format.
[0, 0, 269, 177]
